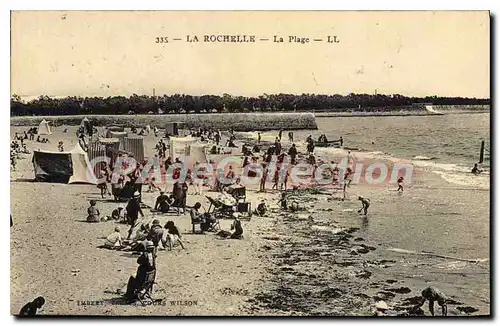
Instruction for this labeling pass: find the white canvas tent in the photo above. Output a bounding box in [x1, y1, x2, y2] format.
[32, 143, 97, 184]
[169, 136, 198, 159]
[80, 117, 89, 126]
[37, 119, 52, 135]
[185, 143, 208, 168]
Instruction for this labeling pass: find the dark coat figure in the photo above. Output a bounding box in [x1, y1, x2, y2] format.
[19, 297, 45, 316]
[154, 192, 170, 213]
[307, 141, 315, 154]
[125, 246, 155, 301]
[288, 144, 298, 164]
[126, 195, 144, 239]
[230, 218, 244, 239]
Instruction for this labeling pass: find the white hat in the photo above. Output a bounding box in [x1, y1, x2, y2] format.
[232, 212, 241, 218]
[133, 191, 141, 197]
[375, 301, 389, 311]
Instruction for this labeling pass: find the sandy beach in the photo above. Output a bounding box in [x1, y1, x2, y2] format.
[10, 125, 489, 316]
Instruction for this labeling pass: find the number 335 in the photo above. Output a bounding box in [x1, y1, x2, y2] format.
[155, 37, 169, 43]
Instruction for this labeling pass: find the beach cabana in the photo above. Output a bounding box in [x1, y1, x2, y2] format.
[37, 119, 52, 135]
[32, 143, 97, 184]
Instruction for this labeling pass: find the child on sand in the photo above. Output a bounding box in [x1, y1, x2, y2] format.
[87, 200, 100, 223]
[277, 192, 288, 210]
[357, 196, 370, 215]
[411, 286, 448, 316]
[104, 226, 123, 249]
[164, 221, 185, 250]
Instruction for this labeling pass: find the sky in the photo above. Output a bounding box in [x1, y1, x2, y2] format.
[11, 11, 490, 99]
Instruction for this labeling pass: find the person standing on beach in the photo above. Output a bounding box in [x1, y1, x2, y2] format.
[272, 166, 280, 190]
[274, 138, 282, 155]
[215, 131, 221, 145]
[397, 176, 404, 192]
[259, 164, 268, 192]
[288, 144, 298, 165]
[126, 192, 144, 239]
[307, 139, 315, 155]
[257, 132, 261, 144]
[288, 131, 294, 142]
[278, 130, 283, 141]
[357, 196, 370, 215]
[339, 136, 343, 147]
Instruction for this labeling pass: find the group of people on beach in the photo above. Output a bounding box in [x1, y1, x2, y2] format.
[13, 122, 460, 316]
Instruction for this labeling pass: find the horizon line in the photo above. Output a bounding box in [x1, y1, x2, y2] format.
[12, 92, 491, 101]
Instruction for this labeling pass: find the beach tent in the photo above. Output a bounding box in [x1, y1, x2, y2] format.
[169, 136, 198, 160]
[106, 130, 128, 148]
[80, 117, 89, 127]
[37, 119, 52, 135]
[87, 138, 122, 177]
[165, 122, 182, 136]
[185, 143, 208, 169]
[123, 137, 145, 163]
[32, 143, 97, 184]
[107, 125, 125, 132]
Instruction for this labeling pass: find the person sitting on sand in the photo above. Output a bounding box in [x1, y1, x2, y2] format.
[57, 141, 64, 152]
[411, 286, 447, 316]
[471, 163, 482, 175]
[230, 213, 244, 239]
[277, 192, 288, 210]
[154, 191, 170, 213]
[36, 135, 41, 142]
[103, 226, 123, 249]
[190, 202, 203, 226]
[19, 296, 45, 317]
[254, 200, 268, 216]
[87, 200, 100, 223]
[124, 241, 156, 302]
[129, 224, 150, 246]
[147, 219, 164, 256]
[111, 205, 125, 221]
[357, 196, 370, 215]
[164, 220, 185, 250]
[147, 177, 161, 193]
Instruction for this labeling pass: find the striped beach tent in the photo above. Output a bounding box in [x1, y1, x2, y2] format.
[87, 141, 107, 179]
[123, 137, 145, 163]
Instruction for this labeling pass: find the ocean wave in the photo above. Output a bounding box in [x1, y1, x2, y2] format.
[413, 155, 438, 160]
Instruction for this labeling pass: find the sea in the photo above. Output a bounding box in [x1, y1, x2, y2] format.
[250, 112, 491, 314]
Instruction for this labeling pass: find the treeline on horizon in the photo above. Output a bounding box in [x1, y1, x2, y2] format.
[10, 93, 490, 116]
